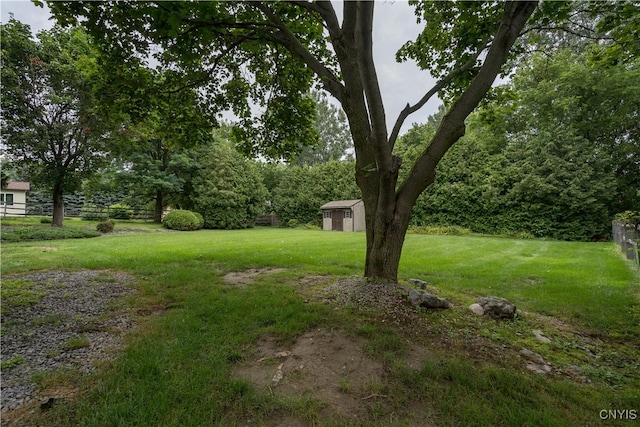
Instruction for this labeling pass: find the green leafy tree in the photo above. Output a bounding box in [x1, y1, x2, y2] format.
[1, 19, 112, 226]
[186, 139, 268, 229]
[49, 1, 635, 280]
[407, 47, 638, 240]
[500, 127, 615, 240]
[293, 91, 353, 166]
[95, 66, 216, 223]
[271, 160, 361, 226]
[507, 49, 640, 216]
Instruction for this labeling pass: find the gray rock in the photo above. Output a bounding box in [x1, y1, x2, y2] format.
[519, 348, 545, 364]
[533, 329, 551, 343]
[476, 296, 516, 320]
[519, 348, 552, 374]
[408, 279, 428, 289]
[408, 289, 449, 309]
[468, 303, 484, 315]
[525, 361, 552, 374]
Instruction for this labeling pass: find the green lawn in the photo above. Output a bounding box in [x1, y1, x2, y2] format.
[1, 227, 639, 426]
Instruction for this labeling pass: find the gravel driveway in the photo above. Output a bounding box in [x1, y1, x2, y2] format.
[1, 270, 137, 413]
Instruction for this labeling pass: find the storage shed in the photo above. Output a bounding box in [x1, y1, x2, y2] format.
[1, 181, 30, 217]
[320, 199, 365, 232]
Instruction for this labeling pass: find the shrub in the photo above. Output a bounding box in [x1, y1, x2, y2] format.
[0, 227, 100, 242]
[108, 203, 133, 220]
[190, 143, 268, 229]
[80, 203, 107, 221]
[40, 217, 52, 224]
[192, 212, 205, 229]
[287, 219, 300, 228]
[162, 210, 202, 231]
[96, 220, 115, 233]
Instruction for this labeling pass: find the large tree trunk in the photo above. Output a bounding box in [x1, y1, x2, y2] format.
[257, 0, 537, 283]
[154, 190, 164, 223]
[355, 1, 536, 283]
[52, 183, 64, 227]
[363, 207, 411, 281]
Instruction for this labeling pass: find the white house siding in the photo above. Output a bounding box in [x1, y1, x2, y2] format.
[1, 191, 27, 216]
[1, 182, 30, 217]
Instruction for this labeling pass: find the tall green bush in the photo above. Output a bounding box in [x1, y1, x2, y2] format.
[190, 143, 268, 229]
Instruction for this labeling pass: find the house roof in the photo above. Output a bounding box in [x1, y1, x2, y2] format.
[4, 181, 30, 191]
[320, 199, 362, 210]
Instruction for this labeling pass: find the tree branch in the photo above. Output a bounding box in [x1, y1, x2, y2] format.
[388, 38, 490, 150]
[355, 2, 388, 163]
[397, 1, 537, 208]
[251, 1, 345, 101]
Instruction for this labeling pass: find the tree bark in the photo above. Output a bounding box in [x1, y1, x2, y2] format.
[154, 190, 164, 223]
[52, 183, 64, 227]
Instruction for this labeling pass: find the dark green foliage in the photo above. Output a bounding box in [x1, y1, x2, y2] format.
[108, 204, 133, 220]
[0, 19, 114, 226]
[162, 210, 202, 231]
[40, 218, 52, 224]
[395, 45, 640, 241]
[49, 1, 323, 162]
[188, 142, 268, 230]
[80, 204, 107, 221]
[405, 117, 616, 240]
[0, 226, 100, 242]
[292, 91, 353, 166]
[96, 220, 115, 233]
[269, 160, 361, 226]
[192, 212, 205, 230]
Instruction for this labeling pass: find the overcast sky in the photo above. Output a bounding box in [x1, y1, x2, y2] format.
[1, 0, 442, 135]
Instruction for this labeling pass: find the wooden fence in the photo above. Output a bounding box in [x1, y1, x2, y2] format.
[612, 221, 639, 267]
[1, 202, 158, 221]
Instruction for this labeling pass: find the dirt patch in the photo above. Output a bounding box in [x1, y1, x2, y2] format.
[223, 268, 286, 287]
[30, 247, 59, 252]
[236, 328, 388, 421]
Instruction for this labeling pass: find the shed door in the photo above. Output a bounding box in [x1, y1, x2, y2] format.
[332, 210, 343, 231]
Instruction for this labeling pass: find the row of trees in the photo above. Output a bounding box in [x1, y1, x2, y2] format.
[3, 1, 639, 281]
[3, 16, 638, 238]
[400, 46, 640, 240]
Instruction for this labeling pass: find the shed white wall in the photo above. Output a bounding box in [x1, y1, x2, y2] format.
[322, 214, 331, 231]
[1, 190, 27, 216]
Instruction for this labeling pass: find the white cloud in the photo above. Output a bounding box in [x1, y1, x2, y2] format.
[1, 0, 53, 34]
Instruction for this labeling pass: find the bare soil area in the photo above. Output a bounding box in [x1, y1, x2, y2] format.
[237, 328, 388, 422]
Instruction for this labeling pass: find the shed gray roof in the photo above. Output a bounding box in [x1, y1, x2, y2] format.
[320, 199, 362, 209]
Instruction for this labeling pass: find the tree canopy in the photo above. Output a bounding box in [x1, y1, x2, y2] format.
[1, 18, 112, 226]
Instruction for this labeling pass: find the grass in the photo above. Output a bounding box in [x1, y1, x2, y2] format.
[0, 216, 164, 242]
[61, 336, 91, 351]
[1, 227, 639, 426]
[0, 278, 45, 313]
[1, 354, 25, 370]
